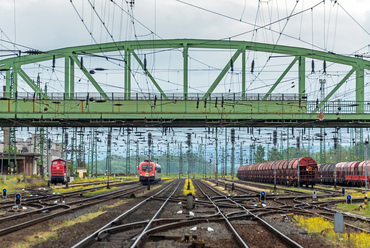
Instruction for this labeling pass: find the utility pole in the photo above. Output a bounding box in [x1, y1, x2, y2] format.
[205, 139, 207, 179]
[365, 139, 369, 194]
[148, 132, 152, 190]
[273, 130, 277, 191]
[286, 127, 290, 185]
[231, 128, 235, 191]
[215, 129, 218, 186]
[126, 128, 130, 175]
[334, 135, 338, 190]
[224, 127, 227, 190]
[187, 133, 191, 190]
[106, 127, 112, 189]
[179, 142, 183, 177]
[296, 136, 300, 187]
[136, 140, 139, 177]
[94, 129, 98, 177]
[166, 142, 170, 176]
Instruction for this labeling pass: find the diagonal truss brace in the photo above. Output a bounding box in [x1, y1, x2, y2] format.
[311, 67, 356, 113]
[202, 48, 243, 101]
[131, 51, 168, 99]
[262, 57, 299, 100]
[70, 55, 109, 101]
[17, 68, 48, 99]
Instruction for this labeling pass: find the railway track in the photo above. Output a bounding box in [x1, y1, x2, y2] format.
[194, 180, 304, 248]
[71, 179, 182, 247]
[0, 183, 146, 237]
[0, 180, 140, 211]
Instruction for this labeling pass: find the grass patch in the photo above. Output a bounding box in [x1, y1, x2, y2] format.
[51, 184, 108, 194]
[72, 176, 137, 184]
[320, 192, 366, 202]
[183, 179, 196, 196]
[336, 203, 370, 217]
[294, 215, 370, 247]
[99, 199, 129, 209]
[82, 187, 117, 197]
[11, 210, 106, 247]
[280, 186, 323, 194]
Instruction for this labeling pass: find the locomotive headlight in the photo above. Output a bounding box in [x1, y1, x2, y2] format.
[140, 173, 142, 176]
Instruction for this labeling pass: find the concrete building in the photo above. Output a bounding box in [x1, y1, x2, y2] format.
[1, 128, 63, 176]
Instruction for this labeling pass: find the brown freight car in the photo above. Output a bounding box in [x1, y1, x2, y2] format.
[237, 157, 318, 187]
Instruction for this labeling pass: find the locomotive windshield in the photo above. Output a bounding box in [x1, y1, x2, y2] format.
[141, 164, 152, 171]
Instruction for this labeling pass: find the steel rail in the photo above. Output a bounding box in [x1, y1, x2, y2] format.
[71, 180, 177, 248]
[0, 184, 144, 237]
[199, 180, 304, 248]
[0, 183, 142, 223]
[97, 214, 223, 240]
[130, 181, 181, 247]
[0, 181, 141, 210]
[193, 180, 249, 248]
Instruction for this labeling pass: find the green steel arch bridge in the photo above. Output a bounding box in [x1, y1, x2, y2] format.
[0, 39, 369, 128]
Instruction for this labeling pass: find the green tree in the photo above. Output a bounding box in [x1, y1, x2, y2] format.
[267, 148, 282, 161]
[254, 145, 265, 163]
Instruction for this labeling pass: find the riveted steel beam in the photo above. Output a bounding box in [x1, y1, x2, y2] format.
[202, 48, 243, 100]
[70, 55, 109, 101]
[17, 68, 48, 99]
[131, 51, 168, 100]
[262, 57, 299, 100]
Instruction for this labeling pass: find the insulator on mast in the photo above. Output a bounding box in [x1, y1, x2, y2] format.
[251, 60, 255, 73]
[311, 60, 315, 73]
[144, 54, 147, 71]
[231, 129, 235, 143]
[52, 55, 56, 69]
[187, 133, 191, 147]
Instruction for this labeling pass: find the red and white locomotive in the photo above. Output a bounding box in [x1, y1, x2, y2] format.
[138, 160, 161, 184]
[48, 158, 70, 187]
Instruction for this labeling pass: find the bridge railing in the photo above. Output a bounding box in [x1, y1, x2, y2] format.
[3, 92, 369, 114]
[8, 92, 302, 101]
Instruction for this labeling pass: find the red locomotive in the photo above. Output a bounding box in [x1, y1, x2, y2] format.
[138, 160, 161, 184]
[237, 157, 318, 187]
[48, 159, 70, 187]
[318, 161, 370, 186]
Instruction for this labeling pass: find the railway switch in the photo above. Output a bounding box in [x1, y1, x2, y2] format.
[260, 191, 266, 204]
[342, 188, 345, 196]
[15, 193, 21, 206]
[2, 189, 6, 199]
[346, 195, 352, 204]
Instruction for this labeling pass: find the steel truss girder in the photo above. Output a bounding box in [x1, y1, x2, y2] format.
[0, 39, 369, 118]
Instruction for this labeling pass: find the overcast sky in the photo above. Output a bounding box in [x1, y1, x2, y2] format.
[0, 1, 368, 51]
[0, 0, 369, 98]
